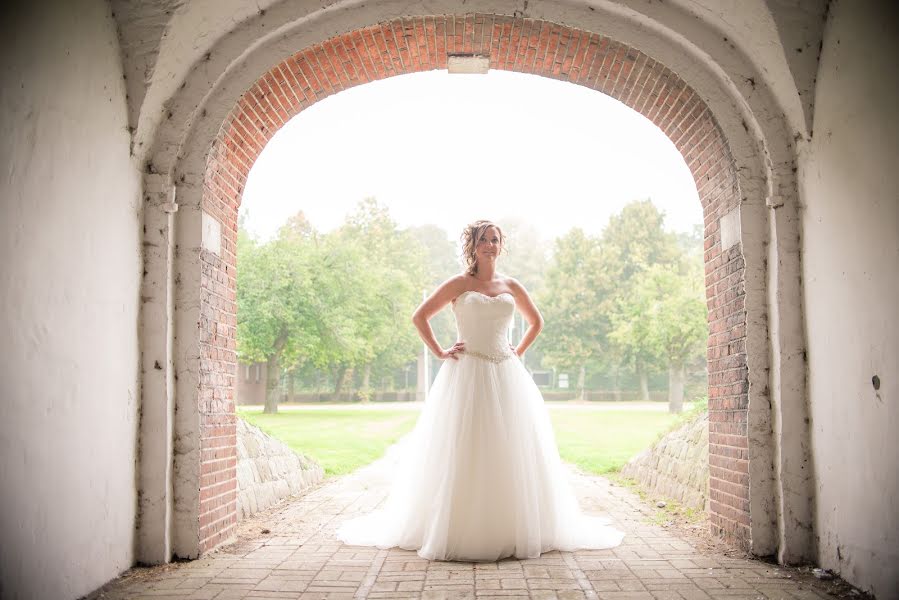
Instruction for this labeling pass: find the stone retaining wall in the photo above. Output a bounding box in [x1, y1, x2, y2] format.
[620, 411, 709, 510]
[236, 418, 325, 519]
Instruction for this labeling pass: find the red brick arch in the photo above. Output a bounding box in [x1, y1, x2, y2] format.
[198, 15, 748, 553]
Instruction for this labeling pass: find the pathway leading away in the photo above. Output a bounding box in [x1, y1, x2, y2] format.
[90, 444, 852, 600]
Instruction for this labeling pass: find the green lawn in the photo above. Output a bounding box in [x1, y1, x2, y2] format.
[547, 408, 681, 474]
[238, 407, 419, 476]
[239, 402, 686, 478]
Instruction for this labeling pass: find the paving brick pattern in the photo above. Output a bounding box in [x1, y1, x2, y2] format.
[92, 452, 837, 600]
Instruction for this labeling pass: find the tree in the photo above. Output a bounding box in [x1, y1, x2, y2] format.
[537, 200, 699, 402]
[237, 200, 433, 407]
[609, 284, 665, 400]
[537, 229, 611, 399]
[601, 199, 681, 399]
[237, 216, 320, 413]
[618, 262, 707, 412]
[601, 199, 681, 283]
[302, 231, 369, 400]
[332, 199, 429, 400]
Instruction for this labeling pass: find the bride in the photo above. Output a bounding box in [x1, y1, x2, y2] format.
[336, 220, 624, 561]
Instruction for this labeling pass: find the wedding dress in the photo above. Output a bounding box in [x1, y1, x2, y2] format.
[336, 290, 624, 561]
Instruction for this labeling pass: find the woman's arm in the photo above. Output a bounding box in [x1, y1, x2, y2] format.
[411, 275, 468, 360]
[508, 278, 544, 357]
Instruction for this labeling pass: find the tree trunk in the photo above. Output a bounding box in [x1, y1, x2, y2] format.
[359, 363, 372, 403]
[263, 333, 288, 414]
[576, 365, 586, 401]
[263, 355, 281, 414]
[332, 365, 348, 401]
[668, 361, 686, 414]
[345, 368, 355, 401]
[638, 360, 650, 402]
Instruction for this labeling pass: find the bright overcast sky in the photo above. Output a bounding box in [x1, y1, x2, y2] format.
[241, 69, 701, 243]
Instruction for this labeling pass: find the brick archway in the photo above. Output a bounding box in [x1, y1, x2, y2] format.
[196, 15, 749, 554]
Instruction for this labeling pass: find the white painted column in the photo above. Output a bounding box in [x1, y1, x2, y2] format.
[739, 198, 780, 558]
[766, 180, 815, 565]
[171, 188, 205, 559]
[137, 176, 178, 564]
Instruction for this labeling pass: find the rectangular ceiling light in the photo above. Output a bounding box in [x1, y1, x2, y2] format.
[447, 54, 490, 74]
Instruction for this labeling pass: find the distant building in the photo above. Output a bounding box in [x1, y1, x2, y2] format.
[237, 362, 267, 406]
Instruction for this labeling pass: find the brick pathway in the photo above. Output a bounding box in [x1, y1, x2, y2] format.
[91, 445, 848, 600]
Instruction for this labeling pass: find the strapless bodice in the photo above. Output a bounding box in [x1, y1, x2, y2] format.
[451, 291, 515, 362]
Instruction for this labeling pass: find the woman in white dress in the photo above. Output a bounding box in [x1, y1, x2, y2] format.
[336, 220, 624, 561]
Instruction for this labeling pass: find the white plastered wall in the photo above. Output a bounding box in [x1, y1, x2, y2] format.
[801, 2, 899, 598]
[0, 1, 141, 599]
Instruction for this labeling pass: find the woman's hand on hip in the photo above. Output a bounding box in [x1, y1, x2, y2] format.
[440, 341, 465, 360]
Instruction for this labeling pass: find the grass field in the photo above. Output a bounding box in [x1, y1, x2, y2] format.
[547, 408, 681, 474]
[238, 402, 688, 477]
[238, 406, 420, 476]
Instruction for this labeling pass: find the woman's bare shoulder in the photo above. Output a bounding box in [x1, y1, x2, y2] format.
[442, 273, 470, 288]
[500, 275, 526, 293]
[435, 273, 471, 295]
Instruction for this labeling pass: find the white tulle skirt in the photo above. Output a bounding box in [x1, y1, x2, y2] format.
[336, 353, 625, 561]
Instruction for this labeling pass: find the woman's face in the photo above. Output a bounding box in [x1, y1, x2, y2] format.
[475, 226, 502, 263]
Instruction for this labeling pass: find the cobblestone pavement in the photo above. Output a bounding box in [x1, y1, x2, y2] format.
[91, 445, 850, 600]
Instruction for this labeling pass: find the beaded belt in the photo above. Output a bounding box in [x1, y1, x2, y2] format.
[462, 349, 515, 364]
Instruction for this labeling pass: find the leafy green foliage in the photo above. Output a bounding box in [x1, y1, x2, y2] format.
[237, 197, 707, 406]
[537, 200, 706, 403]
[628, 262, 707, 367]
[236, 221, 318, 367]
[237, 199, 430, 408]
[334, 199, 429, 387]
[601, 200, 682, 376]
[537, 228, 610, 378]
